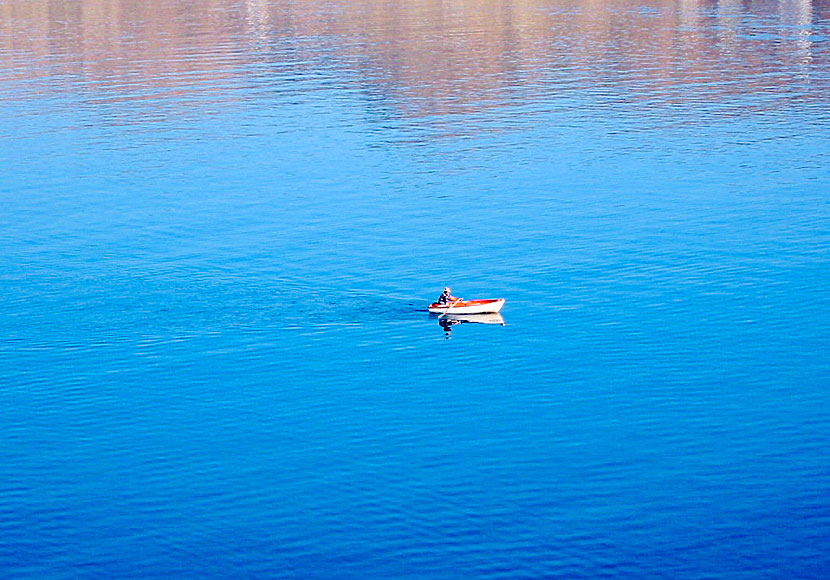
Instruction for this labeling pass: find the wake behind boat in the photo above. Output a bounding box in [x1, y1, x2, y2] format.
[428, 298, 505, 314]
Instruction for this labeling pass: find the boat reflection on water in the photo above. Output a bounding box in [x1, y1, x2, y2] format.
[435, 312, 505, 338]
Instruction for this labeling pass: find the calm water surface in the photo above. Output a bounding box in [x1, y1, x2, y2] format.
[1, 0, 829, 578]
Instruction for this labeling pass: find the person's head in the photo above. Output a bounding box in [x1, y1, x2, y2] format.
[444, 286, 451, 293]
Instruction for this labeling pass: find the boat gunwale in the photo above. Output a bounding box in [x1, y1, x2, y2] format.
[427, 298, 505, 314]
[427, 298, 504, 309]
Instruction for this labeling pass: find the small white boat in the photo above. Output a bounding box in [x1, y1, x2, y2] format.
[428, 298, 505, 315]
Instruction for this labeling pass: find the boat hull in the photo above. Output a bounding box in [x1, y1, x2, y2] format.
[428, 298, 505, 314]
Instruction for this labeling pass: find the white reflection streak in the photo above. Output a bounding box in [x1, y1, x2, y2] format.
[716, 0, 741, 55]
[679, 0, 702, 26]
[780, 0, 813, 78]
[245, 0, 270, 42]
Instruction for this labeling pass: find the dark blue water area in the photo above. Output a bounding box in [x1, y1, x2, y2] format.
[2, 4, 830, 577]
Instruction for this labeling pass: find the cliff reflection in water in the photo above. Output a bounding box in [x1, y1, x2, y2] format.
[1, 0, 827, 122]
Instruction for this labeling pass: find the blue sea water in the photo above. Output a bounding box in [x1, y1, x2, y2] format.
[1, 0, 829, 578]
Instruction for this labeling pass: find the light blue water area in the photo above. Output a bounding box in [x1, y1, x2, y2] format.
[1, 0, 830, 578]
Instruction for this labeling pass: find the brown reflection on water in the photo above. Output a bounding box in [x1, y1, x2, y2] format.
[0, 0, 826, 116]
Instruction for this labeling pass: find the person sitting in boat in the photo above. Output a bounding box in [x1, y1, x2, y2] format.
[437, 287, 460, 305]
